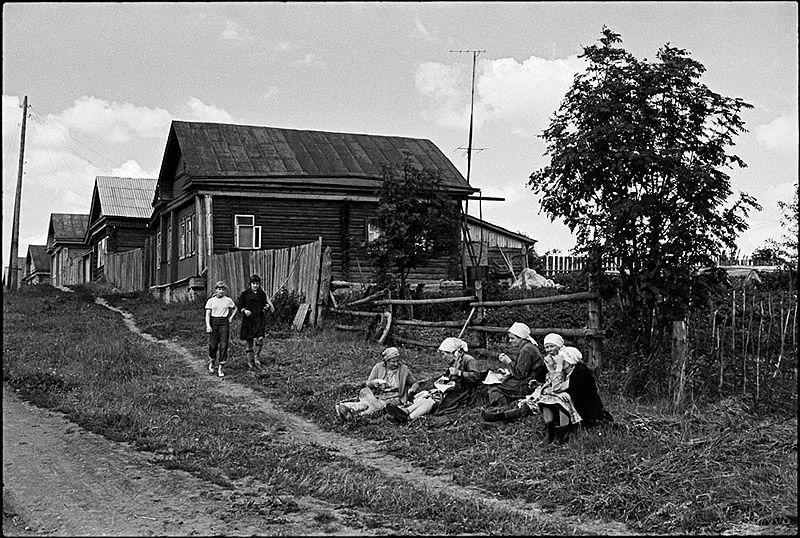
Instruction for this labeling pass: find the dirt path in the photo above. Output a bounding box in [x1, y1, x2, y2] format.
[2, 292, 632, 535]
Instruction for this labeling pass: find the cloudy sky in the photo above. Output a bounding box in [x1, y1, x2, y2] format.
[3, 2, 797, 270]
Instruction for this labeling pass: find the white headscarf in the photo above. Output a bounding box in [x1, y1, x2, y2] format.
[438, 337, 468, 354]
[508, 322, 537, 346]
[543, 333, 565, 350]
[381, 347, 400, 361]
[560, 346, 582, 365]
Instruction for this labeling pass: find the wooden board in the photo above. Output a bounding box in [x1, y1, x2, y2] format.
[292, 303, 310, 331]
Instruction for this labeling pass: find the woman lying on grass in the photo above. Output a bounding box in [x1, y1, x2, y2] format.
[384, 337, 486, 424]
[482, 333, 613, 445]
[335, 347, 417, 421]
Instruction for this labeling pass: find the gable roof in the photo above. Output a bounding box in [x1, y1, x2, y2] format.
[93, 176, 157, 219]
[48, 213, 89, 244]
[26, 245, 50, 271]
[161, 121, 474, 193]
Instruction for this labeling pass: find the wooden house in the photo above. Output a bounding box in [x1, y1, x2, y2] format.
[148, 121, 476, 296]
[22, 245, 51, 285]
[463, 215, 537, 282]
[3, 257, 26, 289]
[84, 176, 157, 282]
[46, 213, 90, 286]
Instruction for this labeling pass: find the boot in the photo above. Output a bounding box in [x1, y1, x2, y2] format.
[481, 409, 505, 422]
[554, 425, 571, 445]
[246, 350, 256, 370]
[254, 344, 264, 366]
[542, 421, 556, 444]
[385, 402, 409, 423]
[207, 357, 215, 374]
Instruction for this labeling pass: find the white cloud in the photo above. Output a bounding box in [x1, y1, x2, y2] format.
[409, 20, 439, 44]
[415, 55, 585, 133]
[52, 96, 172, 143]
[754, 114, 799, 151]
[112, 159, 156, 179]
[177, 97, 234, 123]
[220, 20, 254, 42]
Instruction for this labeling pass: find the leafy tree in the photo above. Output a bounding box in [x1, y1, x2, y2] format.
[529, 28, 761, 356]
[368, 160, 461, 294]
[765, 181, 798, 267]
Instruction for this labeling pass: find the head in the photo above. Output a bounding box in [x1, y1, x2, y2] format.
[214, 281, 228, 297]
[438, 337, 468, 361]
[507, 322, 535, 347]
[543, 333, 565, 356]
[249, 274, 261, 291]
[381, 347, 401, 370]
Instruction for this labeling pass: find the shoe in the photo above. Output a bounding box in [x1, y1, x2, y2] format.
[254, 357, 263, 367]
[554, 425, 570, 445]
[207, 360, 214, 373]
[337, 404, 355, 421]
[385, 402, 409, 423]
[217, 365, 225, 378]
[481, 409, 504, 422]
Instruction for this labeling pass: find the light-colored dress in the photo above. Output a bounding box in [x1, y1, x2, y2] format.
[524, 347, 583, 424]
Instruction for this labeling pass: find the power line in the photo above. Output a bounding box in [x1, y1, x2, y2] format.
[28, 106, 119, 170]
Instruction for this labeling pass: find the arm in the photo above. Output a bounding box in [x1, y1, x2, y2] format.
[205, 308, 212, 333]
[238, 291, 251, 317]
[365, 363, 383, 389]
[507, 347, 533, 379]
[452, 355, 483, 383]
[228, 300, 238, 322]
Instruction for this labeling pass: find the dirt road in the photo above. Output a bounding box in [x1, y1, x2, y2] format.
[1, 296, 632, 536]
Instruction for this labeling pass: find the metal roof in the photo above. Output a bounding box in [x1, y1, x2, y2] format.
[168, 121, 473, 192]
[49, 213, 89, 243]
[96, 176, 156, 218]
[26, 245, 50, 271]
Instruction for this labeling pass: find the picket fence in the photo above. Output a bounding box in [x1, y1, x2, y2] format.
[542, 254, 620, 276]
[206, 238, 324, 325]
[105, 249, 144, 292]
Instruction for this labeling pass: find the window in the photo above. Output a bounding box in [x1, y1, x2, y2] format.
[186, 214, 194, 256]
[235, 214, 261, 249]
[366, 218, 383, 244]
[166, 225, 172, 263]
[96, 237, 107, 268]
[178, 219, 186, 259]
[156, 231, 162, 267]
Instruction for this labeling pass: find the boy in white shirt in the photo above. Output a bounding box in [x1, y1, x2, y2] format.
[205, 281, 238, 377]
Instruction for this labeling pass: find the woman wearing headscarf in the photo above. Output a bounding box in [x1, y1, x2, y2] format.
[335, 347, 416, 420]
[528, 333, 612, 444]
[385, 337, 485, 423]
[485, 322, 545, 409]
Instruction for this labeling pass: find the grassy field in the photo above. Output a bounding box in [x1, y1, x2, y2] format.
[4, 284, 797, 535]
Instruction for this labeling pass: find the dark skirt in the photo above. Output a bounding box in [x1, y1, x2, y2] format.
[432, 375, 489, 416]
[565, 362, 613, 427]
[240, 315, 266, 340]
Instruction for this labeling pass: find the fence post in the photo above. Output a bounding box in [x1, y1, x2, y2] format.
[670, 319, 689, 412]
[315, 246, 332, 327]
[587, 276, 603, 370]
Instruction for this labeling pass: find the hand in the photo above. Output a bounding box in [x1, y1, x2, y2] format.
[528, 379, 541, 389]
[243, 309, 251, 317]
[206, 326, 212, 333]
[498, 353, 512, 364]
[448, 367, 460, 376]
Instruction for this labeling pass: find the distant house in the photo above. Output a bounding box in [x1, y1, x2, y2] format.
[148, 120, 476, 296]
[84, 176, 157, 282]
[462, 215, 537, 281]
[3, 257, 26, 289]
[46, 213, 90, 286]
[22, 245, 51, 285]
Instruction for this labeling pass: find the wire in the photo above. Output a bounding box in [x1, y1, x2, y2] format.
[28, 106, 118, 170]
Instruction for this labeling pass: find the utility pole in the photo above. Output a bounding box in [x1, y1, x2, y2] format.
[450, 50, 486, 269]
[7, 95, 28, 290]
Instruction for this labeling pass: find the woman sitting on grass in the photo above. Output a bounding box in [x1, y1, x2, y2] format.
[485, 322, 546, 410]
[483, 333, 612, 445]
[384, 337, 485, 423]
[335, 347, 416, 421]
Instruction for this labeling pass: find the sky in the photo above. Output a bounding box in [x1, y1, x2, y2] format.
[3, 2, 798, 271]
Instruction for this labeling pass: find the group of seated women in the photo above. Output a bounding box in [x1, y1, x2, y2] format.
[335, 322, 613, 445]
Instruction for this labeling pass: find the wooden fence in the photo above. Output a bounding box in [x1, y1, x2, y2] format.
[105, 249, 144, 292]
[207, 238, 325, 326]
[542, 254, 619, 276]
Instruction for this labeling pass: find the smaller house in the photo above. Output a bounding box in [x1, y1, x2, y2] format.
[46, 213, 90, 287]
[22, 245, 51, 285]
[462, 215, 537, 283]
[84, 176, 157, 283]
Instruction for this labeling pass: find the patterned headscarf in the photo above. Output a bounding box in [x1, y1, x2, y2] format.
[381, 347, 400, 361]
[438, 337, 468, 354]
[508, 322, 537, 346]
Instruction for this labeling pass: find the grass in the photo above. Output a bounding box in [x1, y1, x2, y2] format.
[3, 285, 563, 535]
[6, 284, 798, 535]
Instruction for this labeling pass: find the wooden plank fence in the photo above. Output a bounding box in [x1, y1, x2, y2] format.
[105, 249, 144, 292]
[543, 254, 778, 276]
[207, 238, 325, 326]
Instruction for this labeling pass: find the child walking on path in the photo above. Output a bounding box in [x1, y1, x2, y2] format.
[205, 281, 238, 378]
[236, 274, 274, 371]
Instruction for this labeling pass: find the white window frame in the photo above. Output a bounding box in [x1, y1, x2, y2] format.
[166, 225, 172, 263]
[96, 237, 107, 268]
[186, 214, 194, 256]
[156, 231, 162, 268]
[178, 219, 186, 259]
[234, 214, 261, 250]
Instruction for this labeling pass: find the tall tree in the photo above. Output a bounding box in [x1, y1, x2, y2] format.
[765, 181, 798, 267]
[368, 161, 461, 293]
[529, 28, 761, 356]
